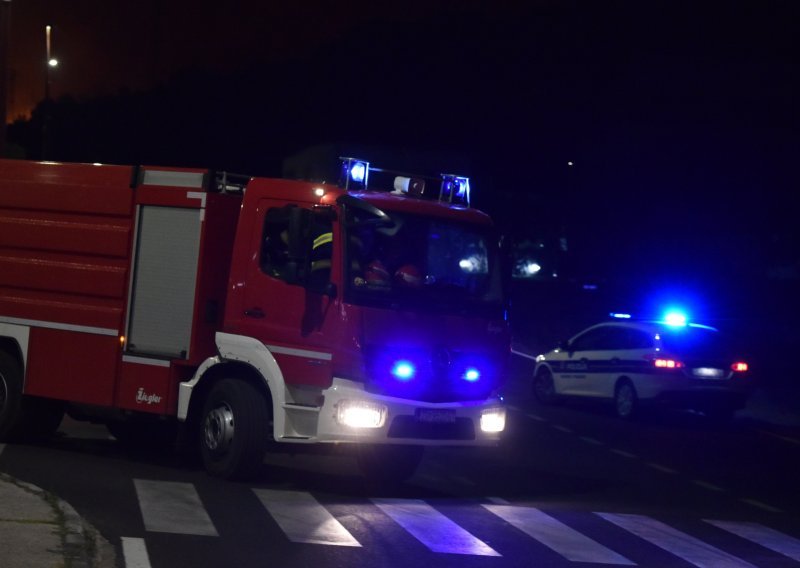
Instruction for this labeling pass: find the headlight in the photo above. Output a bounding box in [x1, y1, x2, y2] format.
[480, 407, 506, 433]
[336, 400, 387, 429]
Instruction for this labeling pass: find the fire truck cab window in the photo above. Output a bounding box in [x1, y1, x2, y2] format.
[260, 207, 333, 288]
[261, 209, 292, 280]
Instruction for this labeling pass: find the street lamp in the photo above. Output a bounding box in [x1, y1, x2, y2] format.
[43, 24, 58, 159]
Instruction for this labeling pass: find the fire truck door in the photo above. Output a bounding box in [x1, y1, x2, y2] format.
[237, 200, 336, 388]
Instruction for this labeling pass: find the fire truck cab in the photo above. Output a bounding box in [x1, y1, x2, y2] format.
[0, 157, 509, 481]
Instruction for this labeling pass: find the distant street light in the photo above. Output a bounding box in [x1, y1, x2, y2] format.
[43, 24, 57, 159]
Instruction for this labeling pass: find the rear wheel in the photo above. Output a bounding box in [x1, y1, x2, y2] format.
[533, 368, 559, 405]
[0, 351, 24, 440]
[200, 379, 271, 480]
[614, 379, 638, 419]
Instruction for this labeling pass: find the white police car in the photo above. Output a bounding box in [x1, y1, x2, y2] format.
[532, 313, 752, 420]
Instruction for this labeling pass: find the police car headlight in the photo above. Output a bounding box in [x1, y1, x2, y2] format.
[336, 400, 387, 429]
[480, 407, 506, 433]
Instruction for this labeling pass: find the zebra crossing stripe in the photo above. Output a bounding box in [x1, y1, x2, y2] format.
[706, 520, 800, 562]
[484, 505, 634, 565]
[373, 498, 500, 556]
[598, 512, 756, 568]
[121, 537, 152, 568]
[253, 489, 360, 547]
[133, 479, 218, 536]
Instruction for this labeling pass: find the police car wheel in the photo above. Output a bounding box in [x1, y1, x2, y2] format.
[533, 368, 558, 405]
[614, 380, 638, 419]
[200, 379, 270, 480]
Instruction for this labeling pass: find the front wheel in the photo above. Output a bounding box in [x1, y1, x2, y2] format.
[614, 380, 638, 419]
[200, 379, 271, 480]
[533, 368, 559, 405]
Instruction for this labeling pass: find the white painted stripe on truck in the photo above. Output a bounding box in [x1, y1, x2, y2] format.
[254, 489, 361, 547]
[373, 498, 500, 556]
[485, 505, 634, 564]
[134, 479, 218, 536]
[0, 316, 117, 337]
[266, 344, 332, 361]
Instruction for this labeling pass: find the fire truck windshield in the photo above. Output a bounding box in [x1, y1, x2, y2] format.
[344, 207, 504, 316]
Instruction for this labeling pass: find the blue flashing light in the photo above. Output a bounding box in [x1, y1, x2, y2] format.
[663, 310, 688, 327]
[463, 368, 481, 382]
[610, 312, 632, 319]
[391, 360, 416, 381]
[350, 161, 367, 183]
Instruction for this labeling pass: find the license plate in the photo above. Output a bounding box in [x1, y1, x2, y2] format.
[416, 409, 457, 424]
[691, 367, 725, 379]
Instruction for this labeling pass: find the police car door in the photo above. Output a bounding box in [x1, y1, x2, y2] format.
[557, 326, 609, 396]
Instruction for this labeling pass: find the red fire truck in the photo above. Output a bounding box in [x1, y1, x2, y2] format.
[0, 157, 509, 480]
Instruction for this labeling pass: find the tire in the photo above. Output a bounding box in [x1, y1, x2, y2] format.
[614, 379, 638, 419]
[356, 444, 424, 484]
[199, 379, 271, 480]
[0, 350, 25, 441]
[21, 396, 65, 438]
[533, 368, 559, 405]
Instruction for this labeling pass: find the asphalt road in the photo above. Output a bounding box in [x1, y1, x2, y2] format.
[1, 358, 799, 567]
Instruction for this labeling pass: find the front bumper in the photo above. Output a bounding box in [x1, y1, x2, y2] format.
[314, 377, 505, 445]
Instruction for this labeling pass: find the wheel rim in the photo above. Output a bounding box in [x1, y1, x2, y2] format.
[616, 384, 634, 416]
[203, 402, 234, 453]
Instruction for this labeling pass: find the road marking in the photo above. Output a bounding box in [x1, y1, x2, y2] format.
[552, 424, 573, 433]
[645, 462, 678, 475]
[373, 498, 500, 556]
[485, 505, 634, 564]
[579, 435, 604, 446]
[598, 512, 757, 568]
[610, 448, 638, 459]
[758, 429, 800, 446]
[487, 496, 511, 505]
[121, 537, 152, 568]
[707, 520, 800, 562]
[739, 498, 783, 513]
[254, 489, 360, 547]
[691, 479, 726, 493]
[526, 413, 547, 422]
[133, 479, 218, 536]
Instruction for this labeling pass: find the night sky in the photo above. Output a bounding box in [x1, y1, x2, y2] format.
[4, 0, 799, 324]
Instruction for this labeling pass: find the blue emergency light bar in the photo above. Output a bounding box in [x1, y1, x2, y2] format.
[338, 157, 471, 206]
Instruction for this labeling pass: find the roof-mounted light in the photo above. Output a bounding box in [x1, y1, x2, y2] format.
[610, 312, 632, 319]
[393, 176, 426, 198]
[339, 157, 369, 190]
[663, 311, 688, 327]
[440, 174, 470, 206]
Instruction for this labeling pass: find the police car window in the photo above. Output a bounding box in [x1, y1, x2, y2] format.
[625, 329, 654, 349]
[570, 328, 606, 351]
[602, 327, 632, 350]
